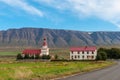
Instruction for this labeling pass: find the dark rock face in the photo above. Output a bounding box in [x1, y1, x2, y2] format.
[0, 28, 120, 47]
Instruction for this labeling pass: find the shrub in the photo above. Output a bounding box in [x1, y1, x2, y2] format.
[24, 54, 29, 59]
[54, 54, 58, 60]
[35, 54, 40, 59]
[17, 54, 23, 60]
[30, 55, 35, 59]
[17, 53, 51, 60]
[42, 55, 51, 59]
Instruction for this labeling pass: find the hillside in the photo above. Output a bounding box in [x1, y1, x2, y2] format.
[0, 28, 120, 48]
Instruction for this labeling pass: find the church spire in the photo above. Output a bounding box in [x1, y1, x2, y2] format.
[42, 37, 48, 48]
[41, 37, 49, 55]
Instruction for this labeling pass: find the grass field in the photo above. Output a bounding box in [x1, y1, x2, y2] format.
[0, 52, 19, 56]
[0, 60, 114, 80]
[0, 48, 115, 80]
[0, 48, 70, 60]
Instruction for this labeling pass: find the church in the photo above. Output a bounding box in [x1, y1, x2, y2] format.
[22, 37, 49, 57]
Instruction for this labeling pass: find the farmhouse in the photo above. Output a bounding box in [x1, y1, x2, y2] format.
[70, 46, 97, 60]
[22, 37, 49, 57]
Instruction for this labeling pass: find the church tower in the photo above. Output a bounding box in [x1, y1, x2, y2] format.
[41, 37, 49, 55]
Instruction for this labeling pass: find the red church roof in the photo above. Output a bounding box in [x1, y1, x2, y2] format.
[70, 46, 97, 51]
[22, 49, 41, 54]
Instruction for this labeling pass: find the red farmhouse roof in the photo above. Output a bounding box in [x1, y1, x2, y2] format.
[22, 49, 41, 54]
[70, 46, 97, 51]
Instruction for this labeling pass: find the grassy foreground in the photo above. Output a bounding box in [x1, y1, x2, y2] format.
[0, 61, 114, 80]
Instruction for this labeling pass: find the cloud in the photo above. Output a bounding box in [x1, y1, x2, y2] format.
[36, 0, 120, 28]
[35, 0, 69, 10]
[0, 0, 43, 17]
[67, 0, 120, 28]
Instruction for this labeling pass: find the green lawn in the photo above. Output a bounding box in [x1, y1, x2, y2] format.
[0, 61, 114, 80]
[0, 52, 19, 56]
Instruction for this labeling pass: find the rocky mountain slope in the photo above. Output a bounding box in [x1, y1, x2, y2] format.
[0, 28, 120, 48]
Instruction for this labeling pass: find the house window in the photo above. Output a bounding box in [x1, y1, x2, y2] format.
[75, 55, 77, 59]
[71, 51, 73, 54]
[82, 56, 84, 58]
[87, 56, 89, 58]
[78, 55, 80, 58]
[92, 56, 94, 59]
[82, 51, 84, 54]
[92, 51, 94, 54]
[87, 51, 89, 54]
[71, 56, 73, 59]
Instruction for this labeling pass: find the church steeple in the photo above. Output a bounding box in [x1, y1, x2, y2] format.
[43, 38, 47, 46]
[41, 37, 49, 55]
[42, 37, 48, 48]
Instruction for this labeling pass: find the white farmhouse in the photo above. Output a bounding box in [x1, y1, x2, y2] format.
[70, 46, 97, 60]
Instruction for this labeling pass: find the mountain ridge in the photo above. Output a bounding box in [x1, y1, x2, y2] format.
[0, 28, 120, 48]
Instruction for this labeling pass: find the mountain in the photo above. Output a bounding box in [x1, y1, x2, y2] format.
[0, 28, 120, 48]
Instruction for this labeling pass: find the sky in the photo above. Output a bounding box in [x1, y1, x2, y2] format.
[0, 0, 120, 31]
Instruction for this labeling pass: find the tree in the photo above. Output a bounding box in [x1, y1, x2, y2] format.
[100, 51, 107, 60]
[110, 48, 120, 59]
[96, 53, 102, 60]
[96, 51, 107, 61]
[97, 48, 106, 53]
